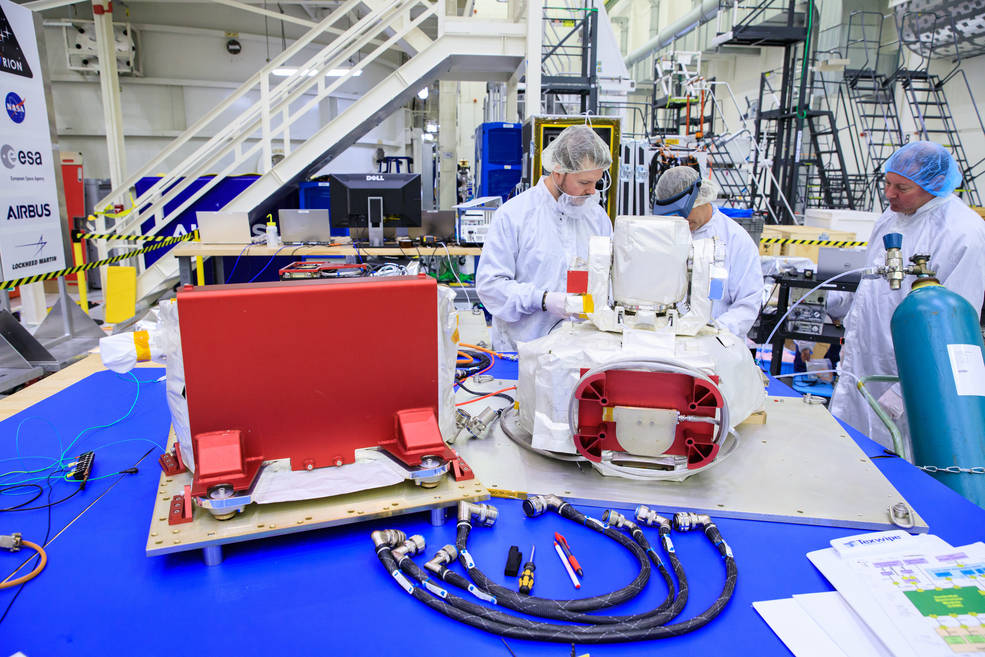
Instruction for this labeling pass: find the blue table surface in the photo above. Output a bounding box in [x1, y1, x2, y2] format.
[1, 361, 983, 656]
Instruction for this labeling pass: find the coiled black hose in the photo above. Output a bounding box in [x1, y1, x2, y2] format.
[372, 500, 738, 643]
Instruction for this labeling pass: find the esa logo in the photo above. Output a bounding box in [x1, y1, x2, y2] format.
[1, 144, 42, 169]
[5, 92, 26, 124]
[365, 175, 385, 181]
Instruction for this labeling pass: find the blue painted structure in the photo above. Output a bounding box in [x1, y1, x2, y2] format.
[474, 122, 523, 201]
[135, 175, 259, 267]
[1, 361, 983, 655]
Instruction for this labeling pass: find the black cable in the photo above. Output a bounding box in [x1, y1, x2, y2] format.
[373, 501, 738, 643]
[456, 506, 652, 616]
[0, 472, 56, 625]
[0, 484, 43, 511]
[378, 534, 733, 643]
[0, 483, 81, 513]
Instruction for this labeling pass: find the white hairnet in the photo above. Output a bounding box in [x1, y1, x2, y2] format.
[541, 125, 612, 174]
[654, 166, 719, 207]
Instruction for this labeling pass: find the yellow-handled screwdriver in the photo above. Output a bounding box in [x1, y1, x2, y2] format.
[518, 544, 536, 594]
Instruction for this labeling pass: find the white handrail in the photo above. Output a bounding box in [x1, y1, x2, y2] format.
[115, 0, 441, 240]
[106, 0, 437, 239]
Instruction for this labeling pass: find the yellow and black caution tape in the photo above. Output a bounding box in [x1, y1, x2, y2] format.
[0, 231, 199, 290]
[760, 237, 868, 248]
[73, 229, 200, 243]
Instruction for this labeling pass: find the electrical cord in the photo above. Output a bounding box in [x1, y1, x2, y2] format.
[437, 242, 473, 308]
[247, 245, 290, 283]
[374, 499, 738, 643]
[456, 379, 514, 405]
[0, 541, 45, 590]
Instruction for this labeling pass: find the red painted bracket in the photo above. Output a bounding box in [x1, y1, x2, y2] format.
[168, 485, 194, 525]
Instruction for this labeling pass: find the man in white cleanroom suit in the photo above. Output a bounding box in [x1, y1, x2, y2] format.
[654, 166, 764, 338]
[828, 141, 985, 450]
[477, 125, 613, 351]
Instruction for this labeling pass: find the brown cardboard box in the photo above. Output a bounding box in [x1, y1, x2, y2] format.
[971, 206, 985, 220]
[760, 225, 857, 263]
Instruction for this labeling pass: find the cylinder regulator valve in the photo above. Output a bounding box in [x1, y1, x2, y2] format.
[882, 233, 905, 290]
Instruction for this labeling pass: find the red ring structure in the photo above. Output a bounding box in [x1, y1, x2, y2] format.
[572, 369, 724, 470]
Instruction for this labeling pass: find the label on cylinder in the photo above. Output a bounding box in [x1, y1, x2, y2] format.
[947, 344, 985, 396]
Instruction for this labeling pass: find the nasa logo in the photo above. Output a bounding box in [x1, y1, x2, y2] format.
[5, 92, 26, 124]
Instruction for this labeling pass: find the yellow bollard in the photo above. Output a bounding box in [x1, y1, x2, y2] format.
[105, 266, 137, 324]
[194, 230, 205, 286]
[72, 241, 89, 313]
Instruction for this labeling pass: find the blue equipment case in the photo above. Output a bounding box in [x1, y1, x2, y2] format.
[474, 122, 522, 201]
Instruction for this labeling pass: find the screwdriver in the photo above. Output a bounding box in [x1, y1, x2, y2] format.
[518, 544, 536, 594]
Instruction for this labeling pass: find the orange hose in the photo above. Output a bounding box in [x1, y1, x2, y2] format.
[456, 386, 517, 406]
[0, 539, 46, 589]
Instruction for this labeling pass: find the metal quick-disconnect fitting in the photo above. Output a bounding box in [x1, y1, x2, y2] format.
[673, 512, 713, 532]
[522, 494, 564, 517]
[457, 501, 499, 526]
[635, 505, 672, 533]
[424, 544, 459, 574]
[601, 509, 638, 531]
[371, 528, 407, 549]
[392, 535, 426, 559]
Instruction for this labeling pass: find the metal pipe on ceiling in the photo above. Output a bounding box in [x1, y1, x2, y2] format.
[625, 0, 719, 68]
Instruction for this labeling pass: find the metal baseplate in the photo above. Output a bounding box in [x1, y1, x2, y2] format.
[147, 433, 489, 559]
[454, 396, 928, 533]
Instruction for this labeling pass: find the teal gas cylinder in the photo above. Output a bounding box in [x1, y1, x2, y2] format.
[891, 275, 985, 508]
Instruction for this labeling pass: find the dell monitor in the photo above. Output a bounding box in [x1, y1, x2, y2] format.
[327, 173, 422, 246]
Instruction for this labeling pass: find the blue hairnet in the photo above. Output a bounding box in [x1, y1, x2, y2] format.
[883, 141, 962, 197]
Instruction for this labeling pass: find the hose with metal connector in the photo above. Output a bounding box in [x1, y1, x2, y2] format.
[371, 499, 738, 643]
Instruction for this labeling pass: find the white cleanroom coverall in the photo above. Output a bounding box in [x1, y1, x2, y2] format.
[694, 207, 764, 337]
[828, 194, 985, 449]
[476, 179, 612, 351]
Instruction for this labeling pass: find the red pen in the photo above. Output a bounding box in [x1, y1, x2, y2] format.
[554, 532, 583, 577]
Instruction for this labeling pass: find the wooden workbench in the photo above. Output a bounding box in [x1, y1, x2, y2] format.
[170, 242, 482, 286]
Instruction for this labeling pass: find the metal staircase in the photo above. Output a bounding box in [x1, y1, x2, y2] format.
[802, 110, 855, 210]
[890, 11, 984, 206]
[94, 0, 525, 298]
[895, 71, 980, 206]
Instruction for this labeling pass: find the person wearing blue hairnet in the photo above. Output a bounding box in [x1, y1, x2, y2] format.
[477, 125, 613, 350]
[828, 141, 985, 450]
[654, 166, 764, 337]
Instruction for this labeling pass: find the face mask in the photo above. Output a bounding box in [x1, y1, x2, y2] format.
[553, 172, 608, 214]
[559, 189, 600, 209]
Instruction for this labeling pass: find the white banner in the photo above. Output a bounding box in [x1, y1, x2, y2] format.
[0, 0, 66, 280]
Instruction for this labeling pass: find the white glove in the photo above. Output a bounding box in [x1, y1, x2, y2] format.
[544, 292, 568, 317]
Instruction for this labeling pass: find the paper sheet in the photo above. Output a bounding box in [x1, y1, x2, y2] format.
[754, 598, 850, 657]
[809, 532, 985, 656]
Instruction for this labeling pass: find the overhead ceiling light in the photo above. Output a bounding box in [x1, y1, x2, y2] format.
[272, 67, 316, 77]
[422, 133, 435, 142]
[425, 121, 438, 133]
[417, 87, 429, 100]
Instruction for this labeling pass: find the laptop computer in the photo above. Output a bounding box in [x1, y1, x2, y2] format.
[817, 246, 868, 282]
[196, 211, 252, 244]
[278, 209, 332, 243]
